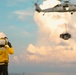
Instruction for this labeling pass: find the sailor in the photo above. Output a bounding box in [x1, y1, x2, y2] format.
[0, 32, 14, 75]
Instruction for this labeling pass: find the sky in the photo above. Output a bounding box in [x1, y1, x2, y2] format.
[0, 0, 76, 74]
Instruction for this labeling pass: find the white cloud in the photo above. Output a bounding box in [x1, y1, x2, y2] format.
[24, 0, 76, 65]
[13, 10, 33, 21]
[11, 0, 76, 66]
[25, 43, 76, 63]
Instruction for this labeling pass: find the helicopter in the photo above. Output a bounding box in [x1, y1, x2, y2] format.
[35, 0, 76, 15]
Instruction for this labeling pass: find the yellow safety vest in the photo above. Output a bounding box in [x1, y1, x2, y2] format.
[0, 46, 14, 65]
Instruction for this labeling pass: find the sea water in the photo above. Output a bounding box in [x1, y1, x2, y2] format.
[9, 72, 76, 75]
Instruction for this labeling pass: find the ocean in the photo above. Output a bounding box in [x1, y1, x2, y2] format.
[9, 73, 76, 75]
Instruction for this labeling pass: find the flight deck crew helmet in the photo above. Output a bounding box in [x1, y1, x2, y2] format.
[0, 32, 8, 47]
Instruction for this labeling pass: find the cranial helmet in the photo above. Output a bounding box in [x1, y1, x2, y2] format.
[0, 32, 7, 38]
[0, 32, 7, 46]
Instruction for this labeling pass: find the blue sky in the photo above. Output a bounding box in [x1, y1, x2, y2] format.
[0, 0, 38, 72]
[0, 0, 76, 74]
[0, 0, 38, 53]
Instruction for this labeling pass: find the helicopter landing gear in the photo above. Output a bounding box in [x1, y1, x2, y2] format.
[71, 11, 73, 15]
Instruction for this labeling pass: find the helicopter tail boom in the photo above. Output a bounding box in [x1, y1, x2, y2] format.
[35, 3, 42, 12]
